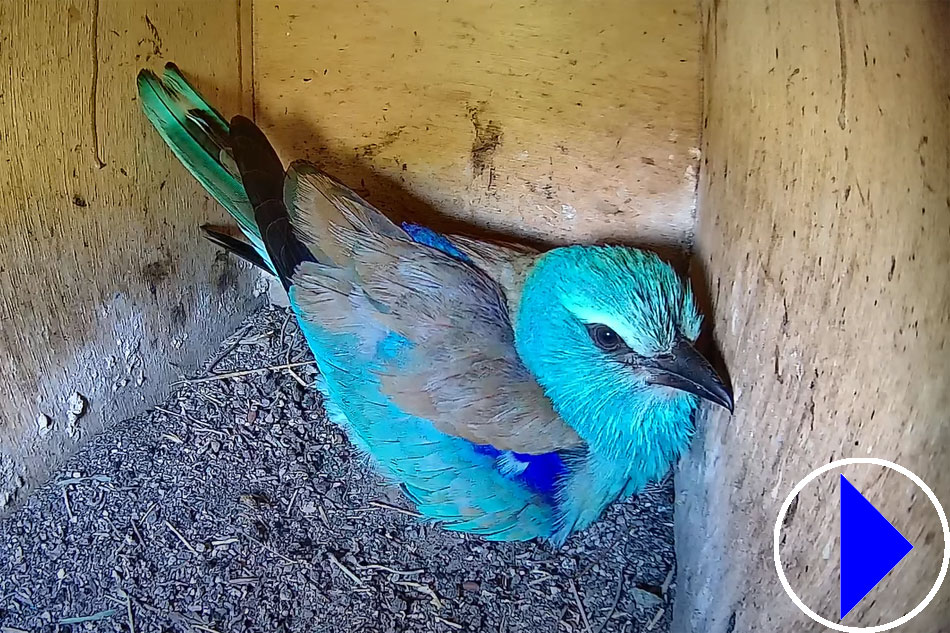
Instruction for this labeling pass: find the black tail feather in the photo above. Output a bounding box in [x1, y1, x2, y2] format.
[228, 115, 314, 290]
[200, 225, 270, 271]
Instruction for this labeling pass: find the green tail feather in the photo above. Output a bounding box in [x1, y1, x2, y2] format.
[137, 63, 273, 272]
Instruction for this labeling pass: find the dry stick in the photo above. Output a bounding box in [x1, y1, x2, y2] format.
[396, 581, 444, 609]
[594, 575, 623, 633]
[203, 323, 252, 376]
[569, 579, 593, 633]
[164, 521, 200, 555]
[62, 488, 74, 522]
[245, 534, 305, 566]
[357, 564, 423, 576]
[327, 552, 364, 586]
[140, 502, 158, 525]
[317, 502, 331, 529]
[369, 500, 422, 518]
[109, 591, 136, 633]
[286, 367, 309, 388]
[130, 519, 144, 547]
[125, 593, 135, 633]
[278, 310, 294, 350]
[282, 318, 310, 388]
[645, 608, 664, 631]
[434, 616, 462, 630]
[660, 567, 674, 597]
[176, 361, 316, 386]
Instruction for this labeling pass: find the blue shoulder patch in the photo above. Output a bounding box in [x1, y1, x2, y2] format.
[401, 222, 472, 264]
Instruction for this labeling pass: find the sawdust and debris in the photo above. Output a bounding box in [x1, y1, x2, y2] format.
[0, 307, 676, 632]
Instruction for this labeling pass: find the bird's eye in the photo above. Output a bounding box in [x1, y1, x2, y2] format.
[586, 324, 625, 352]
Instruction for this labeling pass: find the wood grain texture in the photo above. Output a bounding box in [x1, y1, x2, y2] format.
[251, 0, 702, 248]
[0, 1, 257, 510]
[674, 1, 950, 630]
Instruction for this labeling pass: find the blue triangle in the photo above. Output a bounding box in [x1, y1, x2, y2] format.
[840, 474, 913, 619]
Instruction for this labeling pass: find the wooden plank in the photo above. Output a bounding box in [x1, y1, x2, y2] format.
[0, 1, 253, 510]
[675, 1, 950, 630]
[251, 0, 702, 247]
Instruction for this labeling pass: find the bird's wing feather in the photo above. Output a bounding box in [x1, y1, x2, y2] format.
[444, 235, 539, 319]
[285, 162, 582, 454]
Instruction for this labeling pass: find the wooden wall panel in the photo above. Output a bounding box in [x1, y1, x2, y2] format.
[0, 1, 257, 510]
[251, 0, 702, 248]
[674, 1, 950, 630]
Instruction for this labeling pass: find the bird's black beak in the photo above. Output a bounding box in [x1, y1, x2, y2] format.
[642, 339, 734, 412]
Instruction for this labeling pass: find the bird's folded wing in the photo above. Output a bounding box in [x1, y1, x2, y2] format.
[285, 162, 583, 454]
[443, 235, 539, 319]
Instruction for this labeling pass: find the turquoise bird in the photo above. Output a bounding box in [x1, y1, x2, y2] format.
[137, 63, 733, 545]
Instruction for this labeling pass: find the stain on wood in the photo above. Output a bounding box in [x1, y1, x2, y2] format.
[251, 0, 703, 247]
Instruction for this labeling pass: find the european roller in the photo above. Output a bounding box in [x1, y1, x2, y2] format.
[137, 63, 733, 545]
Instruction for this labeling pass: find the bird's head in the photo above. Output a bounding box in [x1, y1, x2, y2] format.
[515, 245, 732, 454]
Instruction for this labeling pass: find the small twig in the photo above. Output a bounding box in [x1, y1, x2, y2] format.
[202, 323, 253, 376]
[139, 502, 158, 525]
[245, 534, 305, 566]
[278, 310, 294, 350]
[569, 579, 593, 633]
[112, 590, 136, 633]
[286, 367, 309, 388]
[164, 521, 200, 555]
[62, 488, 75, 522]
[357, 563, 424, 576]
[210, 537, 239, 548]
[286, 490, 300, 516]
[317, 502, 331, 528]
[196, 391, 224, 407]
[368, 500, 422, 518]
[59, 609, 118, 625]
[594, 575, 622, 633]
[556, 605, 571, 632]
[2, 627, 30, 633]
[192, 624, 223, 633]
[191, 426, 226, 437]
[327, 552, 364, 586]
[645, 608, 664, 631]
[434, 616, 462, 630]
[660, 567, 674, 596]
[175, 361, 316, 385]
[396, 581, 444, 609]
[130, 519, 144, 547]
[154, 405, 186, 419]
[56, 474, 112, 486]
[527, 570, 553, 587]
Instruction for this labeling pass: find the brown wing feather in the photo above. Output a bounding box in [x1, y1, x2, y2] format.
[286, 163, 583, 454]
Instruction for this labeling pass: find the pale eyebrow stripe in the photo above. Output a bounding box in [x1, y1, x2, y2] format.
[567, 305, 639, 350]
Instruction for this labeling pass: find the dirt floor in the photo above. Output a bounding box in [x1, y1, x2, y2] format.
[0, 306, 676, 633]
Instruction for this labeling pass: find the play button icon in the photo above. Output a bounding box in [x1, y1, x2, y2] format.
[839, 474, 914, 619]
[774, 458, 949, 632]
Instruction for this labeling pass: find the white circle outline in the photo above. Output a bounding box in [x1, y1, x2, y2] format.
[773, 457, 949, 632]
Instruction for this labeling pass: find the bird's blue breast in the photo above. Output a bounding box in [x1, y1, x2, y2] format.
[402, 221, 566, 503]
